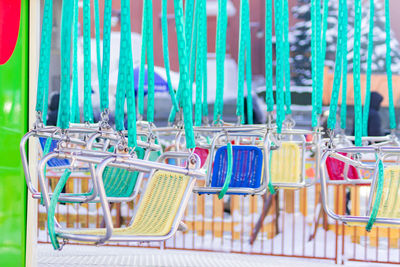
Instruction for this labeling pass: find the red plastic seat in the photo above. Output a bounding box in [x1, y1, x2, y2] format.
[326, 152, 359, 181]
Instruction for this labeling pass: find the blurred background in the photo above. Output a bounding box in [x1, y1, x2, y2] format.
[42, 0, 400, 130]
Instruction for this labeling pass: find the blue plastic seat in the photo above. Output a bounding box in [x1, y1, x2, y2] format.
[200, 145, 263, 195]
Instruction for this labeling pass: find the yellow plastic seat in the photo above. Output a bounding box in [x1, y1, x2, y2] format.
[59, 171, 193, 239]
[270, 142, 301, 184]
[346, 166, 400, 228]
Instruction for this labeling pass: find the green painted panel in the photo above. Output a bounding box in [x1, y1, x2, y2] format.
[0, 0, 28, 266]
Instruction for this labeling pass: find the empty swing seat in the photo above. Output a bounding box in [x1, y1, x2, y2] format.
[56, 171, 195, 242]
[270, 142, 302, 185]
[325, 152, 359, 182]
[345, 166, 400, 227]
[100, 148, 145, 198]
[197, 145, 263, 195]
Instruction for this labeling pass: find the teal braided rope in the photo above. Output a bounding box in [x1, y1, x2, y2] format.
[245, 0, 253, 125]
[366, 159, 384, 232]
[166, 0, 193, 123]
[184, 0, 195, 66]
[201, 0, 209, 121]
[94, 0, 102, 91]
[362, 0, 375, 137]
[340, 1, 348, 130]
[115, 7, 130, 132]
[189, 11, 198, 109]
[35, 0, 53, 124]
[161, 0, 179, 112]
[213, 0, 228, 122]
[310, 0, 318, 128]
[174, 0, 195, 149]
[138, 0, 148, 117]
[267, 146, 276, 195]
[353, 0, 362, 147]
[327, 0, 344, 130]
[236, 0, 246, 123]
[122, 0, 137, 148]
[83, 0, 93, 123]
[385, 0, 396, 130]
[283, 0, 291, 115]
[315, 0, 322, 117]
[100, 0, 112, 112]
[57, 1, 73, 129]
[48, 169, 71, 250]
[195, 0, 205, 126]
[274, 0, 285, 133]
[71, 0, 80, 123]
[316, 0, 329, 116]
[265, 0, 274, 112]
[218, 143, 233, 199]
[146, 0, 155, 123]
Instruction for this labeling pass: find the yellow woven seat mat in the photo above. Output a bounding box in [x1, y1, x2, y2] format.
[61, 171, 190, 237]
[270, 142, 301, 184]
[342, 166, 400, 228]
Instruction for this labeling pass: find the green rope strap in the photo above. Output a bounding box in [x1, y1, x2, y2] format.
[138, 0, 155, 123]
[122, 0, 137, 148]
[339, 2, 348, 131]
[385, 0, 396, 130]
[194, 0, 206, 126]
[201, 1, 209, 122]
[145, 0, 155, 123]
[218, 143, 233, 199]
[353, 0, 362, 146]
[327, 0, 345, 130]
[168, 0, 197, 124]
[115, 2, 130, 132]
[57, 1, 73, 129]
[48, 168, 71, 250]
[100, 0, 112, 112]
[310, 0, 318, 128]
[185, 0, 195, 60]
[267, 147, 276, 195]
[236, 0, 247, 123]
[314, 0, 322, 120]
[71, 0, 80, 123]
[283, 0, 291, 116]
[83, 0, 93, 123]
[161, 0, 179, 112]
[362, 0, 375, 137]
[138, 0, 148, 118]
[316, 0, 329, 117]
[213, 0, 228, 123]
[94, 0, 102, 93]
[366, 159, 384, 232]
[189, 11, 198, 110]
[274, 0, 285, 133]
[35, 0, 53, 124]
[265, 0, 274, 112]
[185, 0, 195, 111]
[174, 0, 195, 149]
[244, 2, 253, 125]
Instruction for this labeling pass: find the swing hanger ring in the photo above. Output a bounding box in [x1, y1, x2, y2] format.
[34, 111, 44, 129]
[283, 115, 295, 129]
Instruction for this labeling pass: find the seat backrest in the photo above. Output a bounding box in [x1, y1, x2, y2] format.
[211, 145, 263, 189]
[194, 147, 209, 168]
[377, 166, 400, 218]
[128, 171, 192, 236]
[326, 152, 359, 181]
[270, 142, 301, 184]
[101, 147, 145, 198]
